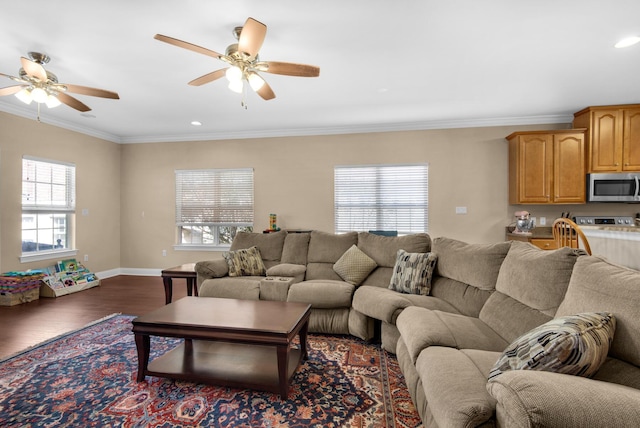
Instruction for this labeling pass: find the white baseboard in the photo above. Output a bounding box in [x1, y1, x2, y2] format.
[96, 268, 162, 279]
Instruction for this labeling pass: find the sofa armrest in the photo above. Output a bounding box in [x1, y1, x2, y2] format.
[487, 370, 640, 428]
[195, 259, 229, 280]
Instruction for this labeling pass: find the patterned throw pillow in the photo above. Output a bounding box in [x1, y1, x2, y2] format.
[333, 245, 377, 286]
[223, 246, 267, 277]
[488, 312, 616, 381]
[388, 250, 438, 295]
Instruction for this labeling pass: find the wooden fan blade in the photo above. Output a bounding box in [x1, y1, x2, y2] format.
[20, 57, 48, 81]
[0, 85, 26, 96]
[63, 84, 120, 99]
[238, 17, 267, 59]
[262, 61, 320, 77]
[188, 68, 228, 86]
[256, 80, 275, 100]
[154, 34, 223, 59]
[56, 92, 91, 112]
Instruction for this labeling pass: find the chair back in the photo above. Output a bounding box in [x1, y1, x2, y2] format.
[552, 218, 592, 255]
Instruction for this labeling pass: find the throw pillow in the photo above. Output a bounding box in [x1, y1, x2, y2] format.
[488, 312, 616, 381]
[333, 244, 377, 286]
[222, 246, 267, 277]
[388, 249, 438, 295]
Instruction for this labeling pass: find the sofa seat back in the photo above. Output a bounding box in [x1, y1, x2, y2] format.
[479, 242, 583, 343]
[430, 238, 512, 317]
[230, 230, 287, 270]
[556, 255, 640, 389]
[357, 232, 431, 287]
[305, 231, 358, 281]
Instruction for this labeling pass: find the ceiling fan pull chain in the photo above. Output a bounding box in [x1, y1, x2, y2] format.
[36, 102, 41, 122]
[241, 82, 248, 109]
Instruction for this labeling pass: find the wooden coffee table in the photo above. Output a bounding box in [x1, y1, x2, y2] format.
[132, 296, 311, 398]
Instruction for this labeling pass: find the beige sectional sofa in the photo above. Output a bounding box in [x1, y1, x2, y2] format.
[195, 229, 430, 340]
[196, 231, 640, 427]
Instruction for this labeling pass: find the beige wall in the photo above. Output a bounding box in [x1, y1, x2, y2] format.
[2, 111, 637, 273]
[0, 112, 121, 273]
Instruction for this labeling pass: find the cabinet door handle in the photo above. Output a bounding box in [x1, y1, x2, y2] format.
[616, 163, 620, 166]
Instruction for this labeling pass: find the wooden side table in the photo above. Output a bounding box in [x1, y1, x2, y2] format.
[161, 263, 197, 304]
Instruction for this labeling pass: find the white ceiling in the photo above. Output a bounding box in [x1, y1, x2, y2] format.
[1, 0, 639, 144]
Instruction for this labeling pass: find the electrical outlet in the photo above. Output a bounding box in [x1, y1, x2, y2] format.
[84, 254, 89, 262]
[162, 250, 167, 257]
[539, 217, 546, 226]
[455, 206, 467, 215]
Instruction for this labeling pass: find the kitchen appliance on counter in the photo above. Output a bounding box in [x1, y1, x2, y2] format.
[513, 211, 535, 234]
[574, 215, 636, 226]
[587, 173, 640, 203]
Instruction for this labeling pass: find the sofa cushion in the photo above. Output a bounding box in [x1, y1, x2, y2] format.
[230, 230, 286, 261]
[417, 347, 499, 428]
[487, 370, 640, 428]
[357, 232, 431, 267]
[280, 232, 310, 265]
[287, 280, 354, 308]
[396, 307, 509, 364]
[266, 263, 306, 283]
[432, 237, 511, 291]
[223, 246, 266, 277]
[556, 256, 640, 367]
[488, 312, 616, 381]
[333, 244, 377, 285]
[352, 286, 460, 324]
[389, 250, 437, 295]
[198, 277, 261, 300]
[479, 242, 583, 342]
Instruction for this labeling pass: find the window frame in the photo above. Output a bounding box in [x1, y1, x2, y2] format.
[174, 168, 254, 251]
[20, 156, 77, 263]
[334, 163, 429, 235]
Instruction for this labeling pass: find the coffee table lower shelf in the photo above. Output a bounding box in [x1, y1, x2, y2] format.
[144, 340, 303, 397]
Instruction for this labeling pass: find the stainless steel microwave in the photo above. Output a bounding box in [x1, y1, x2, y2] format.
[587, 173, 640, 202]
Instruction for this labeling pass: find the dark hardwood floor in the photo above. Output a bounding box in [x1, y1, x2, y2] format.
[0, 275, 189, 359]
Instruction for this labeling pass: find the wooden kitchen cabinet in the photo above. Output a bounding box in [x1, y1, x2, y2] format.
[573, 104, 640, 172]
[507, 129, 586, 204]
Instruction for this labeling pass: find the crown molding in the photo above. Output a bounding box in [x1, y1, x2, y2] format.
[1, 100, 573, 145]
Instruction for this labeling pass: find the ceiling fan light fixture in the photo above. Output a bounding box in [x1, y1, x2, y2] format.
[615, 36, 640, 48]
[45, 94, 61, 108]
[248, 72, 265, 91]
[225, 66, 243, 82]
[228, 79, 244, 93]
[31, 87, 48, 103]
[15, 88, 33, 104]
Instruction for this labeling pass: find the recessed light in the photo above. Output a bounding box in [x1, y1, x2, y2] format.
[615, 36, 640, 48]
[191, 121, 202, 126]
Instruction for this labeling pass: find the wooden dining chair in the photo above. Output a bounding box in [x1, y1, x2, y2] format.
[552, 218, 592, 255]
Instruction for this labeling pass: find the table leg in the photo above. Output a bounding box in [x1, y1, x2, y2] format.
[277, 344, 289, 399]
[162, 276, 173, 304]
[299, 319, 309, 360]
[186, 278, 197, 297]
[134, 333, 150, 382]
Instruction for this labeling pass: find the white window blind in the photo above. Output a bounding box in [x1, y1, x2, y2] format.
[334, 164, 428, 235]
[175, 168, 254, 225]
[22, 157, 76, 212]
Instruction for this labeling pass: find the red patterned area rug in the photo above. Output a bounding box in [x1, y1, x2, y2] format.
[0, 314, 422, 427]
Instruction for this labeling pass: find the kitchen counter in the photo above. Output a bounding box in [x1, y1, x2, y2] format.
[579, 226, 639, 271]
[505, 226, 553, 239]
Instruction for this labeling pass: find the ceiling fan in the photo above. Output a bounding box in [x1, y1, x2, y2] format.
[154, 17, 320, 104]
[0, 52, 119, 114]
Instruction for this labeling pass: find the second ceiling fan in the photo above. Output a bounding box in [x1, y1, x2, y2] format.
[154, 17, 320, 102]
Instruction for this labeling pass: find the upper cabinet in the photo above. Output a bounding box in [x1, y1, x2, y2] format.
[507, 129, 586, 204]
[573, 104, 640, 172]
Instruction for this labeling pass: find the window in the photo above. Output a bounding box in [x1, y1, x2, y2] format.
[22, 157, 75, 256]
[175, 168, 254, 249]
[334, 164, 428, 235]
